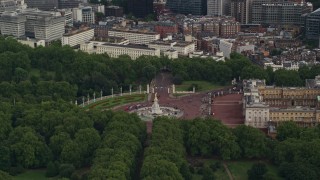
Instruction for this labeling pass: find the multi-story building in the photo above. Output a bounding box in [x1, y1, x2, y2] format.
[154, 21, 178, 38]
[105, 6, 123, 17]
[252, 2, 312, 25]
[220, 21, 240, 37]
[24, 0, 58, 11]
[80, 42, 160, 60]
[230, 0, 250, 24]
[207, 0, 230, 16]
[243, 79, 269, 128]
[62, 27, 94, 47]
[0, 11, 26, 37]
[148, 40, 195, 55]
[306, 8, 320, 40]
[22, 9, 65, 43]
[17, 37, 45, 48]
[0, 0, 18, 14]
[72, 6, 95, 24]
[128, 0, 153, 18]
[243, 76, 320, 128]
[219, 39, 234, 58]
[57, 9, 73, 27]
[58, 0, 81, 9]
[166, 0, 207, 15]
[108, 29, 160, 44]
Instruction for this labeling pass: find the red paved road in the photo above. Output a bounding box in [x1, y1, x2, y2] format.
[116, 72, 244, 132]
[211, 93, 245, 127]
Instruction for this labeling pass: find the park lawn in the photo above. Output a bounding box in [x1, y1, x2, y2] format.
[86, 94, 147, 110]
[227, 160, 283, 180]
[175, 81, 224, 92]
[13, 169, 57, 180]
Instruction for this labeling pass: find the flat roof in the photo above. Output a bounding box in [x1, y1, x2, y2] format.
[100, 43, 156, 50]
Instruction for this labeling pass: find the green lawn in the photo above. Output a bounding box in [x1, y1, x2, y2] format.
[175, 81, 225, 92]
[13, 170, 56, 180]
[227, 160, 283, 180]
[86, 94, 147, 110]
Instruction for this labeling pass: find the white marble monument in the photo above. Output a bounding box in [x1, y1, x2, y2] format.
[151, 93, 163, 114]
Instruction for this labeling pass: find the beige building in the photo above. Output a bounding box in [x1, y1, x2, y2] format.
[148, 40, 195, 56]
[80, 42, 160, 60]
[62, 27, 94, 47]
[17, 38, 45, 48]
[243, 78, 320, 128]
[108, 29, 160, 44]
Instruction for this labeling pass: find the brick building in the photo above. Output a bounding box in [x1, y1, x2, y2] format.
[154, 21, 178, 38]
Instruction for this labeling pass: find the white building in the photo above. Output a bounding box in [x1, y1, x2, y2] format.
[219, 39, 234, 58]
[22, 9, 65, 43]
[108, 29, 160, 45]
[80, 42, 160, 60]
[148, 40, 195, 55]
[58, 9, 73, 27]
[163, 49, 178, 59]
[0, 11, 26, 37]
[72, 6, 95, 24]
[236, 43, 255, 54]
[243, 79, 269, 128]
[18, 37, 45, 48]
[264, 61, 300, 71]
[62, 27, 94, 47]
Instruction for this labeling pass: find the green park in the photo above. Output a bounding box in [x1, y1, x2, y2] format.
[1, 37, 320, 180]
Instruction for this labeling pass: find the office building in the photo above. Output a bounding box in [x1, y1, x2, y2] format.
[72, 6, 95, 24]
[166, 0, 207, 15]
[128, 0, 153, 18]
[105, 6, 123, 17]
[22, 9, 65, 43]
[108, 29, 160, 44]
[306, 8, 320, 40]
[148, 40, 195, 55]
[17, 37, 45, 48]
[62, 27, 94, 47]
[230, 0, 250, 24]
[57, 9, 73, 27]
[0, 11, 26, 37]
[207, 0, 230, 16]
[58, 0, 81, 9]
[0, 0, 18, 13]
[24, 0, 58, 11]
[80, 42, 160, 60]
[251, 1, 312, 25]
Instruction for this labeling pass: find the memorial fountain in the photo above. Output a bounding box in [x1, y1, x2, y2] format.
[130, 93, 183, 121]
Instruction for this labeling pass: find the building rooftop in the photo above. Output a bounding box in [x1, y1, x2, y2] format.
[100, 43, 156, 50]
[109, 28, 159, 35]
[63, 27, 92, 37]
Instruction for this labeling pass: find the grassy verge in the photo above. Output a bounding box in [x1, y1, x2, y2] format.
[227, 160, 283, 180]
[175, 81, 225, 92]
[86, 94, 147, 110]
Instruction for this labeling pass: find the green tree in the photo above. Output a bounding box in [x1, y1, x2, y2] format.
[279, 162, 319, 180]
[0, 170, 12, 180]
[9, 127, 52, 168]
[276, 121, 301, 141]
[59, 164, 75, 178]
[247, 163, 267, 180]
[233, 125, 267, 158]
[46, 162, 59, 177]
